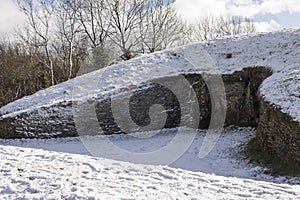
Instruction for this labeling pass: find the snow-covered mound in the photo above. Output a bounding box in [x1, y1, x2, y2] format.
[0, 28, 299, 122]
[0, 29, 299, 199]
[1, 144, 300, 199]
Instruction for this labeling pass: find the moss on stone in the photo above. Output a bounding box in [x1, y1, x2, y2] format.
[247, 137, 300, 176]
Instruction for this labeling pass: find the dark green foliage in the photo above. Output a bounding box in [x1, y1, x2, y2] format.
[37, 71, 51, 90]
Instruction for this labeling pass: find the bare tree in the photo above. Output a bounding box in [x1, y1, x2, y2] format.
[190, 15, 257, 42]
[74, 0, 112, 69]
[54, 0, 87, 79]
[216, 16, 256, 36]
[106, 0, 145, 60]
[16, 0, 55, 85]
[140, 0, 184, 53]
[16, 0, 88, 81]
[75, 0, 110, 48]
[17, 0, 258, 78]
[190, 17, 216, 42]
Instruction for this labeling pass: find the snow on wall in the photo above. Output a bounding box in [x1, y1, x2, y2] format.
[0, 28, 299, 123]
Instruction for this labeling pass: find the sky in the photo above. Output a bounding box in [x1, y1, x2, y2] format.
[0, 0, 25, 38]
[174, 0, 300, 32]
[0, 0, 299, 38]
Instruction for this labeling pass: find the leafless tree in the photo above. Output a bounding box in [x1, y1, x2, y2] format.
[189, 17, 216, 42]
[16, 0, 89, 80]
[139, 0, 184, 53]
[190, 15, 257, 42]
[216, 16, 256, 36]
[16, 0, 256, 76]
[106, 0, 145, 60]
[54, 0, 87, 79]
[74, 0, 110, 48]
[16, 0, 55, 85]
[73, 0, 112, 69]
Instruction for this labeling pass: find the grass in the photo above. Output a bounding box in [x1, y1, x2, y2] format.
[246, 137, 300, 177]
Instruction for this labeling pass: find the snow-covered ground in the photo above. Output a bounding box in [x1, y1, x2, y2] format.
[1, 128, 300, 199]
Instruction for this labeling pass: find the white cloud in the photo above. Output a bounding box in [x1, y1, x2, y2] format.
[0, 0, 25, 37]
[174, 0, 300, 33]
[259, 0, 300, 15]
[174, 0, 300, 20]
[226, 1, 261, 18]
[255, 20, 281, 32]
[0, 0, 299, 38]
[174, 0, 227, 21]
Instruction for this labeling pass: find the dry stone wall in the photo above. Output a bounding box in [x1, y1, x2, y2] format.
[0, 67, 272, 138]
[1, 66, 300, 167]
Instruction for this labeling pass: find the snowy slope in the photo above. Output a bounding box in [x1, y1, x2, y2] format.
[1, 128, 299, 184]
[1, 128, 300, 199]
[1, 143, 300, 199]
[0, 28, 300, 122]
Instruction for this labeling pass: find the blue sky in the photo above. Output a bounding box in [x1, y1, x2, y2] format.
[0, 0, 299, 38]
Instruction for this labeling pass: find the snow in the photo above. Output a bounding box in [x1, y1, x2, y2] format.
[0, 29, 299, 198]
[0, 28, 300, 122]
[260, 69, 300, 121]
[1, 128, 300, 199]
[202, 29, 300, 121]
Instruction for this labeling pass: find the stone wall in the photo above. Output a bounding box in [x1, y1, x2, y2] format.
[0, 67, 272, 138]
[257, 98, 300, 164]
[0, 102, 77, 139]
[222, 67, 273, 127]
[2, 65, 299, 168]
